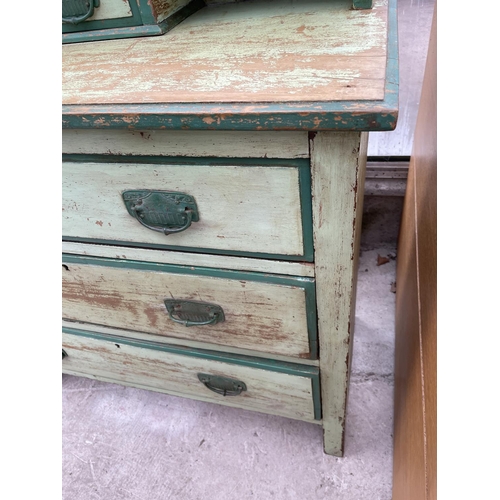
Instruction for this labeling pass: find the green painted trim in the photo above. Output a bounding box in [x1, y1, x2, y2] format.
[62, 253, 318, 358]
[62, 103, 398, 131]
[63, 237, 312, 262]
[135, 0, 157, 25]
[62, 154, 314, 262]
[298, 159, 315, 270]
[385, 0, 399, 114]
[62, 253, 317, 283]
[62, 0, 143, 33]
[62, 154, 309, 168]
[63, 24, 163, 44]
[352, 0, 372, 9]
[62, 325, 321, 419]
[62, 0, 398, 130]
[63, 326, 319, 376]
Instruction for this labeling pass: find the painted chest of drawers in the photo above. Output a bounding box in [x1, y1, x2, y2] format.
[62, 0, 398, 456]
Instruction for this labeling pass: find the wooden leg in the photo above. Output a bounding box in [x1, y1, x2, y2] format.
[310, 131, 368, 456]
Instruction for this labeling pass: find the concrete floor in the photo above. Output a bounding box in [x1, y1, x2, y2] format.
[62, 195, 399, 500]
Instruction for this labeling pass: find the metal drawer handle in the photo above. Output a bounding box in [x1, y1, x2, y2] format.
[197, 373, 247, 397]
[62, 0, 100, 24]
[122, 190, 199, 235]
[164, 300, 225, 327]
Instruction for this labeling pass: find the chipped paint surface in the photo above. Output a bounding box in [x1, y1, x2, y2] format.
[62, 0, 398, 130]
[63, 0, 388, 105]
[62, 257, 314, 359]
[150, 0, 191, 22]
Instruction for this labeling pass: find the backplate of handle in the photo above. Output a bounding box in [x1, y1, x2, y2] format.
[164, 300, 225, 327]
[197, 373, 247, 396]
[122, 190, 199, 235]
[62, 0, 100, 24]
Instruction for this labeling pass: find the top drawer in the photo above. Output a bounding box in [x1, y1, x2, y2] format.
[62, 157, 313, 260]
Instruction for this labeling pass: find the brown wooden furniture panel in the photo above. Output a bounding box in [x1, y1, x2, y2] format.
[393, 4, 436, 500]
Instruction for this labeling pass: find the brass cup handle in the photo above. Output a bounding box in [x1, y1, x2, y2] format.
[132, 204, 194, 235]
[62, 0, 100, 24]
[197, 373, 247, 397]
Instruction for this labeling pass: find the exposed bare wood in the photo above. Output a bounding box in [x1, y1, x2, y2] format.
[62, 261, 313, 358]
[62, 332, 317, 422]
[62, 0, 388, 105]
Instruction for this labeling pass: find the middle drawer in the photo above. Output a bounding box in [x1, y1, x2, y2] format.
[62, 255, 318, 360]
[62, 158, 313, 261]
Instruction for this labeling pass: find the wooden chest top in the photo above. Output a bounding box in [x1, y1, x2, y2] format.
[62, 0, 398, 131]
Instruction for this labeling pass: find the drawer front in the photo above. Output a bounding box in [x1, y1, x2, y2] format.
[62, 255, 318, 359]
[62, 159, 313, 260]
[62, 328, 321, 422]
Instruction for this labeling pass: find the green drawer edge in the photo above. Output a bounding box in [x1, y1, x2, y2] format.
[62, 253, 318, 359]
[63, 325, 322, 420]
[62, 155, 314, 262]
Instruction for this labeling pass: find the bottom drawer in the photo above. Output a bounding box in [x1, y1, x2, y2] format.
[62, 327, 321, 422]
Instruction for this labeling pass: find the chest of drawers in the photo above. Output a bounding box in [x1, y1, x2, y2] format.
[62, 0, 398, 456]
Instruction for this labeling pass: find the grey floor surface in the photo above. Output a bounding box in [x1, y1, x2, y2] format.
[62, 227, 398, 499]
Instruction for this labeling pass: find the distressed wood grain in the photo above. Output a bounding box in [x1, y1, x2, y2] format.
[62, 331, 316, 421]
[310, 131, 367, 456]
[62, 129, 309, 158]
[62, 161, 305, 256]
[62, 319, 320, 365]
[150, 0, 193, 22]
[62, 242, 315, 277]
[62, 261, 313, 358]
[62, 0, 388, 105]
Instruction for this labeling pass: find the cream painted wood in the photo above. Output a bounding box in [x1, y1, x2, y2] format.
[310, 131, 367, 456]
[62, 130, 309, 159]
[62, 261, 313, 358]
[62, 332, 316, 422]
[86, 0, 132, 21]
[62, 242, 315, 277]
[62, 319, 320, 366]
[62, 161, 304, 256]
[62, 0, 388, 105]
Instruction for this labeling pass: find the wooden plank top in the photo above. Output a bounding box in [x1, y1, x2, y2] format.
[63, 0, 388, 105]
[62, 0, 398, 130]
